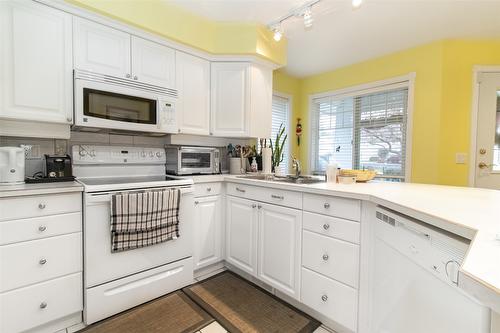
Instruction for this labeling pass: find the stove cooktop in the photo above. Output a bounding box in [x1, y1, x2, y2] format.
[77, 175, 193, 192]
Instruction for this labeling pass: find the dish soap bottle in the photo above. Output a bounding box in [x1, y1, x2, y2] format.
[251, 157, 258, 172]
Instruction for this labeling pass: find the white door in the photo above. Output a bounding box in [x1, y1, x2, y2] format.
[73, 17, 131, 79]
[211, 62, 249, 137]
[225, 196, 258, 275]
[0, 1, 73, 124]
[474, 72, 500, 189]
[257, 203, 301, 299]
[176, 52, 210, 135]
[131, 36, 175, 88]
[194, 195, 222, 269]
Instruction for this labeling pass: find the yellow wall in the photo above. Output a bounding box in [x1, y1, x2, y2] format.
[274, 39, 500, 185]
[65, 0, 287, 65]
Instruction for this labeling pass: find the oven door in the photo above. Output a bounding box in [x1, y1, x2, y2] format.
[74, 79, 163, 133]
[178, 148, 215, 175]
[83, 186, 194, 288]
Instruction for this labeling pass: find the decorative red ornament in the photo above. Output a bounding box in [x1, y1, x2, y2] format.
[296, 118, 302, 146]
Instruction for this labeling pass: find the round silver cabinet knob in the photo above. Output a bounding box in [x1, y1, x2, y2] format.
[194, 201, 199, 205]
[257, 204, 262, 209]
[125, 73, 131, 78]
[38, 203, 46, 209]
[39, 258, 47, 265]
[321, 295, 328, 302]
[66, 117, 72, 123]
[322, 254, 329, 261]
[133, 75, 138, 80]
[40, 302, 48, 309]
[323, 223, 330, 230]
[324, 203, 330, 209]
[252, 204, 257, 208]
[38, 225, 47, 232]
[207, 187, 212, 192]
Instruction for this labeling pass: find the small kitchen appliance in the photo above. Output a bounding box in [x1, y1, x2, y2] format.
[165, 146, 220, 175]
[45, 154, 73, 179]
[0, 147, 25, 185]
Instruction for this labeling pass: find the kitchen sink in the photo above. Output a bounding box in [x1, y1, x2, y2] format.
[236, 174, 325, 185]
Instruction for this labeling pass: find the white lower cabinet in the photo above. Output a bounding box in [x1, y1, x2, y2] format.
[194, 195, 222, 269]
[226, 195, 301, 299]
[226, 196, 258, 275]
[258, 203, 301, 299]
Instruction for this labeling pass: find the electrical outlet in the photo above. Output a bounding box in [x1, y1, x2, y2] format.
[455, 152, 467, 164]
[21, 144, 41, 159]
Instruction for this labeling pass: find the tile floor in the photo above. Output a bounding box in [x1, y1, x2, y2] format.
[197, 321, 335, 333]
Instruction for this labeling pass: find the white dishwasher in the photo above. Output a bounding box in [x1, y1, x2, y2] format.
[362, 206, 490, 333]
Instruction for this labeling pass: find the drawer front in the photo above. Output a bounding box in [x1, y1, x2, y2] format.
[0, 212, 81, 245]
[302, 230, 359, 287]
[226, 182, 302, 209]
[194, 182, 222, 197]
[301, 268, 357, 332]
[0, 273, 83, 333]
[0, 193, 81, 221]
[0, 233, 82, 292]
[303, 211, 360, 244]
[303, 193, 360, 221]
[85, 257, 193, 324]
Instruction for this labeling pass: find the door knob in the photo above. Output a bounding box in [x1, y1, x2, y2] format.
[478, 162, 496, 169]
[479, 148, 486, 155]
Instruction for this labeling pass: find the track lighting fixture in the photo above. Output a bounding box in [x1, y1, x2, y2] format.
[303, 7, 313, 28]
[272, 23, 283, 41]
[267, 0, 320, 41]
[352, 0, 363, 8]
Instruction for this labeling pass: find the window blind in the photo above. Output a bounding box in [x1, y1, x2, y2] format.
[270, 95, 290, 174]
[310, 87, 409, 181]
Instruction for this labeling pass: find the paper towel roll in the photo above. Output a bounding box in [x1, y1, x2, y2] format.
[262, 148, 272, 174]
[326, 163, 338, 183]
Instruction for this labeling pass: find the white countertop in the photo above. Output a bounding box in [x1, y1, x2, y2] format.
[218, 175, 500, 312]
[0, 181, 83, 198]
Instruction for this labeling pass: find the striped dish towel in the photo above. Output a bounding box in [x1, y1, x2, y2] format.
[110, 189, 181, 252]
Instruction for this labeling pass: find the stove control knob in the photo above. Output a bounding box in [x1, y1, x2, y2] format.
[149, 152, 154, 157]
[156, 152, 162, 158]
[141, 151, 147, 158]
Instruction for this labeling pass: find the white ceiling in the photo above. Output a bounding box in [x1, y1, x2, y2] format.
[170, 0, 500, 77]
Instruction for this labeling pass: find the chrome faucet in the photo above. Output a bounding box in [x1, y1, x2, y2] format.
[291, 156, 301, 179]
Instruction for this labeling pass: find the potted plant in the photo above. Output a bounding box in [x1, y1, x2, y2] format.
[270, 124, 288, 176]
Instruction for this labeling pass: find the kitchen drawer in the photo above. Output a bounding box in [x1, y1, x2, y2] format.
[302, 230, 359, 288]
[301, 267, 357, 332]
[0, 272, 83, 333]
[303, 193, 360, 221]
[303, 211, 360, 244]
[0, 233, 82, 292]
[0, 193, 81, 221]
[0, 212, 81, 245]
[226, 182, 302, 209]
[85, 257, 193, 324]
[194, 182, 222, 197]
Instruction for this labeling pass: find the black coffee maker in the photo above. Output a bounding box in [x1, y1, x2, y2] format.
[45, 154, 73, 179]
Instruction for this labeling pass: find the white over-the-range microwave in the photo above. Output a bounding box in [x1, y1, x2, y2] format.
[73, 70, 177, 134]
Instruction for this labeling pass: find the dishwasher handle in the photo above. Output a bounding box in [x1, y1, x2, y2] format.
[396, 221, 431, 240]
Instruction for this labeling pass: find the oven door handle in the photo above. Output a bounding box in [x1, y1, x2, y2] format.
[86, 187, 194, 204]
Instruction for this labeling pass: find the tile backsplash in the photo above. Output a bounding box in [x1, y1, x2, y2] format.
[0, 131, 241, 177]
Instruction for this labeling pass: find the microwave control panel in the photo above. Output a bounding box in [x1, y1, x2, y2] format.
[159, 99, 177, 133]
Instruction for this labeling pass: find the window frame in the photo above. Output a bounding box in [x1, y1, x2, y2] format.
[308, 73, 415, 182]
[271, 91, 292, 174]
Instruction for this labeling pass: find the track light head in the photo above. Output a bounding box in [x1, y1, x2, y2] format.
[303, 7, 313, 28]
[271, 23, 283, 42]
[352, 0, 363, 9]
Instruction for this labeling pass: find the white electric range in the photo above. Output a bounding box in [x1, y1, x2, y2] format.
[72, 145, 195, 325]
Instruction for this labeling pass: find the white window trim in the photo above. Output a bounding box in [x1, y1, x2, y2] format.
[273, 91, 293, 173]
[308, 73, 415, 182]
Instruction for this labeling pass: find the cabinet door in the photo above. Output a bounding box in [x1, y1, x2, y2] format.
[194, 195, 222, 269]
[0, 1, 72, 124]
[210, 62, 249, 137]
[258, 203, 302, 299]
[73, 17, 131, 78]
[225, 196, 258, 275]
[176, 52, 210, 135]
[131, 36, 175, 88]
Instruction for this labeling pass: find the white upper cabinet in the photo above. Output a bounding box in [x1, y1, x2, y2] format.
[211, 62, 249, 137]
[0, 1, 73, 124]
[211, 62, 272, 138]
[176, 52, 210, 135]
[131, 36, 175, 88]
[73, 17, 131, 79]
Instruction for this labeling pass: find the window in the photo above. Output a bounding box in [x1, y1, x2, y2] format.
[270, 94, 291, 174]
[310, 83, 410, 181]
